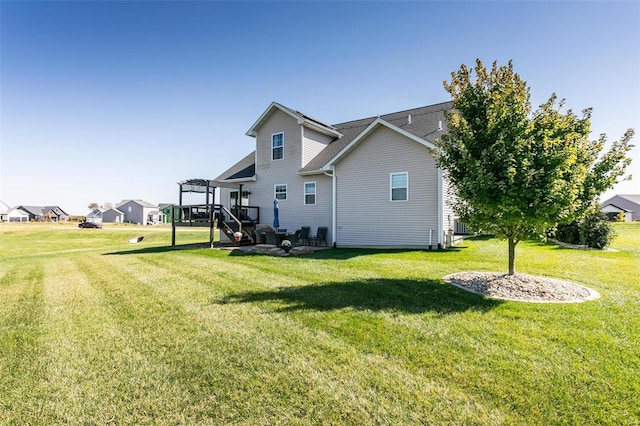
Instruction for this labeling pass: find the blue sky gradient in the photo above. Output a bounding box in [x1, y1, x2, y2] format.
[1, 1, 638, 214]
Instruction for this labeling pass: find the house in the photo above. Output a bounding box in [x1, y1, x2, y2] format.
[159, 203, 174, 224]
[14, 206, 70, 222]
[6, 207, 29, 222]
[86, 208, 103, 223]
[212, 101, 455, 248]
[115, 200, 163, 224]
[600, 194, 640, 222]
[102, 208, 125, 223]
[0, 200, 11, 222]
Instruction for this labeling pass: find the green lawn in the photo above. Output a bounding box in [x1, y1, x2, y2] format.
[1, 222, 638, 425]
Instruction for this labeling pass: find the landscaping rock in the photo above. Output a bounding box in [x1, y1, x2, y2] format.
[443, 272, 600, 303]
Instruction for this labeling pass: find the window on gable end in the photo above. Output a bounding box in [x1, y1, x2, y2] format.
[390, 172, 408, 201]
[272, 132, 284, 160]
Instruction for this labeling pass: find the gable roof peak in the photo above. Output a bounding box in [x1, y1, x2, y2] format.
[246, 101, 342, 138]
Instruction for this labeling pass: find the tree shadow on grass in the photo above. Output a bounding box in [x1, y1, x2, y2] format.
[216, 278, 502, 315]
[104, 243, 211, 255]
[228, 246, 469, 261]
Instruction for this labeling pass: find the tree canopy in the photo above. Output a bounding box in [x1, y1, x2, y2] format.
[435, 59, 634, 274]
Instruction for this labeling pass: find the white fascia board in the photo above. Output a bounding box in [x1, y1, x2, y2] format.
[245, 102, 302, 137]
[246, 102, 341, 138]
[220, 176, 257, 184]
[298, 169, 324, 176]
[325, 118, 436, 168]
[303, 122, 343, 138]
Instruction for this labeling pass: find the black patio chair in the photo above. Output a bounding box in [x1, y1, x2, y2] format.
[265, 230, 278, 245]
[298, 226, 311, 246]
[311, 226, 328, 246]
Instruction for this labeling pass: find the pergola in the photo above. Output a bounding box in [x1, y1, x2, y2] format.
[172, 179, 219, 247]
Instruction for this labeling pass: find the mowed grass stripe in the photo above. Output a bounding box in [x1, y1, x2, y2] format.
[100, 251, 507, 424]
[0, 262, 46, 422]
[72, 254, 241, 424]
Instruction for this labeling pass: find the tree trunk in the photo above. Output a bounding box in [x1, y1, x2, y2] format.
[508, 236, 517, 275]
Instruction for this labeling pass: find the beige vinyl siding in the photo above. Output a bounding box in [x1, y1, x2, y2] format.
[442, 173, 457, 236]
[335, 126, 439, 248]
[224, 109, 333, 241]
[302, 127, 334, 167]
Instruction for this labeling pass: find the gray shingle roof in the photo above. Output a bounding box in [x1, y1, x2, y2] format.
[300, 101, 452, 173]
[116, 199, 157, 208]
[216, 101, 453, 180]
[214, 151, 256, 182]
[618, 194, 640, 204]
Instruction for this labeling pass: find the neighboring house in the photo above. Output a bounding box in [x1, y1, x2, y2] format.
[600, 194, 640, 222]
[6, 207, 29, 222]
[0, 200, 11, 222]
[159, 203, 174, 223]
[213, 101, 455, 248]
[115, 199, 163, 224]
[103, 208, 125, 223]
[15, 205, 69, 222]
[86, 208, 103, 223]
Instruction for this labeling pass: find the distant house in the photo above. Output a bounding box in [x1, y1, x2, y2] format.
[159, 203, 174, 223]
[86, 208, 103, 223]
[600, 194, 640, 222]
[115, 199, 163, 224]
[0, 200, 11, 222]
[6, 207, 29, 222]
[15, 205, 70, 222]
[103, 208, 125, 223]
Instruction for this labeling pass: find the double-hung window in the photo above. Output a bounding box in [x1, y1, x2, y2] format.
[272, 132, 284, 160]
[275, 184, 287, 200]
[390, 172, 408, 201]
[304, 182, 316, 205]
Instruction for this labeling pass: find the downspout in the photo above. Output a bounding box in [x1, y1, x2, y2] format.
[326, 167, 336, 247]
[437, 167, 443, 249]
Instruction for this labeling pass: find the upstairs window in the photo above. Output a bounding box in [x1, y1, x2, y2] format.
[304, 182, 316, 205]
[390, 172, 408, 201]
[275, 184, 287, 200]
[272, 132, 284, 160]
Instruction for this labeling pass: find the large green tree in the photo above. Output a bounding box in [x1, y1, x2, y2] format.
[435, 59, 634, 275]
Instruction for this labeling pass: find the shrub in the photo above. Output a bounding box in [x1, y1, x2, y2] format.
[553, 208, 615, 249]
[579, 208, 615, 249]
[554, 223, 580, 245]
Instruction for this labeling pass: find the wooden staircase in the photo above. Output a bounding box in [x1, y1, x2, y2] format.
[218, 206, 258, 246]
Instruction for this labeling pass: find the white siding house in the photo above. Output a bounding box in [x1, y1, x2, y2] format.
[115, 200, 162, 224]
[7, 207, 29, 222]
[86, 208, 103, 223]
[600, 195, 640, 222]
[214, 101, 456, 248]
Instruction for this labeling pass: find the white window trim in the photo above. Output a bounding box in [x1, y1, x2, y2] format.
[390, 172, 409, 202]
[304, 181, 316, 205]
[272, 132, 284, 161]
[274, 184, 287, 201]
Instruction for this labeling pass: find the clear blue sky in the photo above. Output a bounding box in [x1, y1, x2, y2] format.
[1, 1, 638, 215]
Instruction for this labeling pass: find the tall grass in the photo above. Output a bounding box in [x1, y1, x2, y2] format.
[1, 222, 638, 424]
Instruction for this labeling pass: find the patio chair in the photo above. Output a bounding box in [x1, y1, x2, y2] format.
[311, 226, 328, 247]
[286, 231, 299, 246]
[265, 230, 278, 245]
[298, 226, 311, 246]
